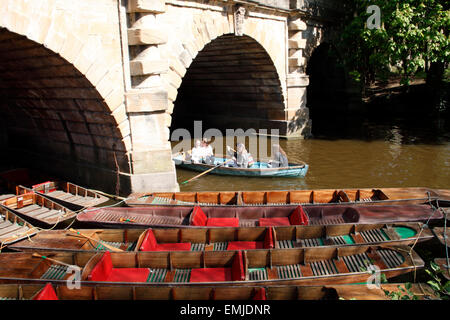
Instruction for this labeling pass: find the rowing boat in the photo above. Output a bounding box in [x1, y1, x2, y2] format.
[0, 192, 77, 228]
[76, 204, 441, 229]
[0, 205, 37, 246]
[125, 187, 440, 207]
[16, 182, 109, 211]
[0, 245, 424, 286]
[0, 282, 436, 300]
[8, 222, 433, 253]
[173, 155, 309, 178]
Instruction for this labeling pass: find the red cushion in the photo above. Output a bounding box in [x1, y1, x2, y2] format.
[289, 206, 309, 226]
[139, 229, 158, 251]
[231, 251, 245, 281]
[259, 217, 290, 226]
[264, 227, 274, 249]
[33, 283, 58, 300]
[227, 241, 263, 251]
[191, 206, 207, 226]
[190, 268, 232, 282]
[156, 243, 192, 251]
[107, 268, 150, 283]
[206, 218, 239, 227]
[88, 251, 113, 281]
[252, 288, 267, 300]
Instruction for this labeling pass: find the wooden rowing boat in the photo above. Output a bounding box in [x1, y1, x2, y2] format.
[76, 204, 442, 229]
[0, 192, 77, 228]
[125, 187, 440, 207]
[0, 282, 436, 300]
[8, 222, 433, 253]
[16, 182, 109, 211]
[0, 205, 37, 246]
[0, 245, 424, 286]
[173, 155, 309, 178]
[432, 227, 450, 247]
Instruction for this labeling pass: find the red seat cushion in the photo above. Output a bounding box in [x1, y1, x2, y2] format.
[227, 241, 263, 251]
[139, 229, 191, 252]
[259, 217, 290, 226]
[88, 251, 113, 281]
[264, 227, 274, 249]
[33, 283, 58, 300]
[191, 206, 208, 226]
[231, 251, 246, 281]
[107, 268, 150, 283]
[139, 229, 158, 251]
[156, 243, 191, 251]
[206, 217, 239, 227]
[253, 288, 267, 300]
[289, 206, 309, 225]
[88, 251, 150, 283]
[190, 267, 232, 282]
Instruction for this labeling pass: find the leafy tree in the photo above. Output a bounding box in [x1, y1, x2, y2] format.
[339, 0, 449, 88]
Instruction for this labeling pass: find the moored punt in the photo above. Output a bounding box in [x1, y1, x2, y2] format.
[173, 155, 309, 178]
[8, 222, 433, 253]
[433, 258, 450, 281]
[432, 227, 450, 247]
[0, 192, 77, 228]
[0, 205, 37, 247]
[0, 282, 436, 300]
[76, 204, 441, 229]
[0, 245, 424, 287]
[16, 182, 109, 211]
[125, 187, 440, 207]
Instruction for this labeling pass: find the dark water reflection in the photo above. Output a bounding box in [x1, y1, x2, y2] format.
[174, 116, 450, 192]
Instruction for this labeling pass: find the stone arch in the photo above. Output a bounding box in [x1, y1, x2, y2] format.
[0, 0, 132, 194]
[163, 10, 287, 132]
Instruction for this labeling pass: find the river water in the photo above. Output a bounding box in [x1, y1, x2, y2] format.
[173, 115, 450, 192]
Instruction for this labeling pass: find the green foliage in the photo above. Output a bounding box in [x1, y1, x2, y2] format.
[383, 283, 419, 300]
[425, 261, 450, 300]
[339, 0, 450, 87]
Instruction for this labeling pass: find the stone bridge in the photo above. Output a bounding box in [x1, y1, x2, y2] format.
[0, 0, 343, 195]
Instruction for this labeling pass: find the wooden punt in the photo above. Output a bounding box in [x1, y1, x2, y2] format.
[173, 155, 309, 178]
[433, 258, 450, 281]
[432, 227, 450, 247]
[16, 182, 109, 211]
[0, 282, 436, 300]
[125, 187, 441, 207]
[76, 204, 442, 229]
[0, 245, 424, 287]
[0, 205, 37, 246]
[0, 192, 77, 228]
[8, 222, 433, 253]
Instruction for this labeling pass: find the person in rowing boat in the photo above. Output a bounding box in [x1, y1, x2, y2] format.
[191, 139, 204, 164]
[226, 143, 252, 168]
[268, 144, 289, 168]
[202, 138, 215, 165]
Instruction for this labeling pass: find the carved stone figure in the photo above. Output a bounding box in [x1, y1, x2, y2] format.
[234, 6, 246, 36]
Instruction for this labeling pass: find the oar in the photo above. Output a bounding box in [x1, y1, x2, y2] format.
[181, 158, 234, 185]
[68, 228, 124, 252]
[32, 253, 74, 267]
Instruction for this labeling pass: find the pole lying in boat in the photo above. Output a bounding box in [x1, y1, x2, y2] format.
[67, 228, 124, 252]
[181, 158, 234, 185]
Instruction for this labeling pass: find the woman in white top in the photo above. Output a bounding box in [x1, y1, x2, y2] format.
[202, 138, 215, 165]
[191, 139, 204, 163]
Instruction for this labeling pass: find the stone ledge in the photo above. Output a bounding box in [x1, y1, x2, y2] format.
[129, 59, 169, 76]
[287, 74, 310, 87]
[126, 89, 168, 113]
[127, 0, 166, 14]
[128, 28, 168, 45]
[288, 20, 307, 31]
